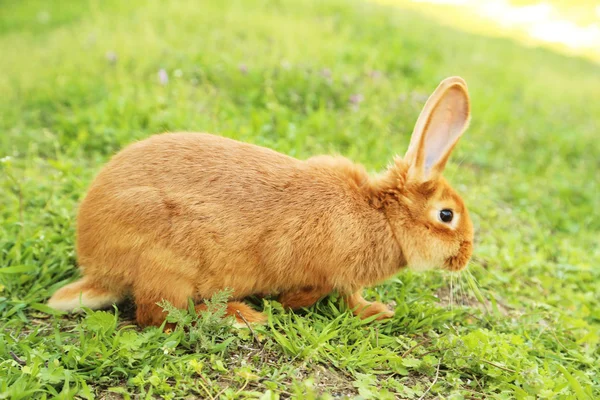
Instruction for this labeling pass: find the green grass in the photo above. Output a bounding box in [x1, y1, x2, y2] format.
[1, 0, 599, 398]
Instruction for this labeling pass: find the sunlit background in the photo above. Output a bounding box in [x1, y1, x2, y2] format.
[386, 0, 600, 62]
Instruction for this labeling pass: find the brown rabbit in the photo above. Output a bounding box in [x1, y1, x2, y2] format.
[48, 76, 474, 326]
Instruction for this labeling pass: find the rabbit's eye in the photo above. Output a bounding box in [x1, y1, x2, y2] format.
[439, 209, 453, 223]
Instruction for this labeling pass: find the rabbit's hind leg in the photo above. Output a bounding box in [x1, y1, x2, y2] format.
[278, 286, 332, 310]
[134, 277, 195, 327]
[136, 287, 267, 327]
[195, 301, 267, 324]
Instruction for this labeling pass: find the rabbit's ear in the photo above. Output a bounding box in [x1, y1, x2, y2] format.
[404, 77, 470, 181]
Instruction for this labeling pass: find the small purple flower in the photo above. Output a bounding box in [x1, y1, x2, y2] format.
[349, 94, 364, 105]
[158, 69, 169, 85]
[239, 64, 248, 74]
[321, 68, 332, 78]
[368, 70, 383, 79]
[105, 51, 117, 64]
[349, 93, 364, 111]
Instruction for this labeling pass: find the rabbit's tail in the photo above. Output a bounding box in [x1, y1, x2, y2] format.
[48, 277, 122, 311]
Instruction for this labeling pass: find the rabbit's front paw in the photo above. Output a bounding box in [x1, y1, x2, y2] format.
[357, 301, 394, 320]
[344, 291, 394, 321]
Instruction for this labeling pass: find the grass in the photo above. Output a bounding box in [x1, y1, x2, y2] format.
[1, 0, 599, 398]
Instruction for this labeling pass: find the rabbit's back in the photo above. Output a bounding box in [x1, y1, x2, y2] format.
[76, 133, 392, 298]
[86, 133, 298, 192]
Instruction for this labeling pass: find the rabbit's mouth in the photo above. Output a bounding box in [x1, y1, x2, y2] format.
[443, 241, 473, 271]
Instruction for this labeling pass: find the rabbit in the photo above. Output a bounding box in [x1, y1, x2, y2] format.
[47, 76, 474, 327]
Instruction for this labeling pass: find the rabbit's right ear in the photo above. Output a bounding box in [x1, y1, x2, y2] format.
[404, 77, 471, 182]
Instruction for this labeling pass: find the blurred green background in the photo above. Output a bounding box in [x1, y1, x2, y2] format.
[1, 0, 599, 398]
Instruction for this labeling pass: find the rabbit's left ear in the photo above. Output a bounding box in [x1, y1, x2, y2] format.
[404, 76, 471, 181]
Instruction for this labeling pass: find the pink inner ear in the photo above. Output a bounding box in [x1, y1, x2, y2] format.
[422, 88, 469, 173]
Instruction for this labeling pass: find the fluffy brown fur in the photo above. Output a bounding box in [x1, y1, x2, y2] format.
[48, 77, 474, 326]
